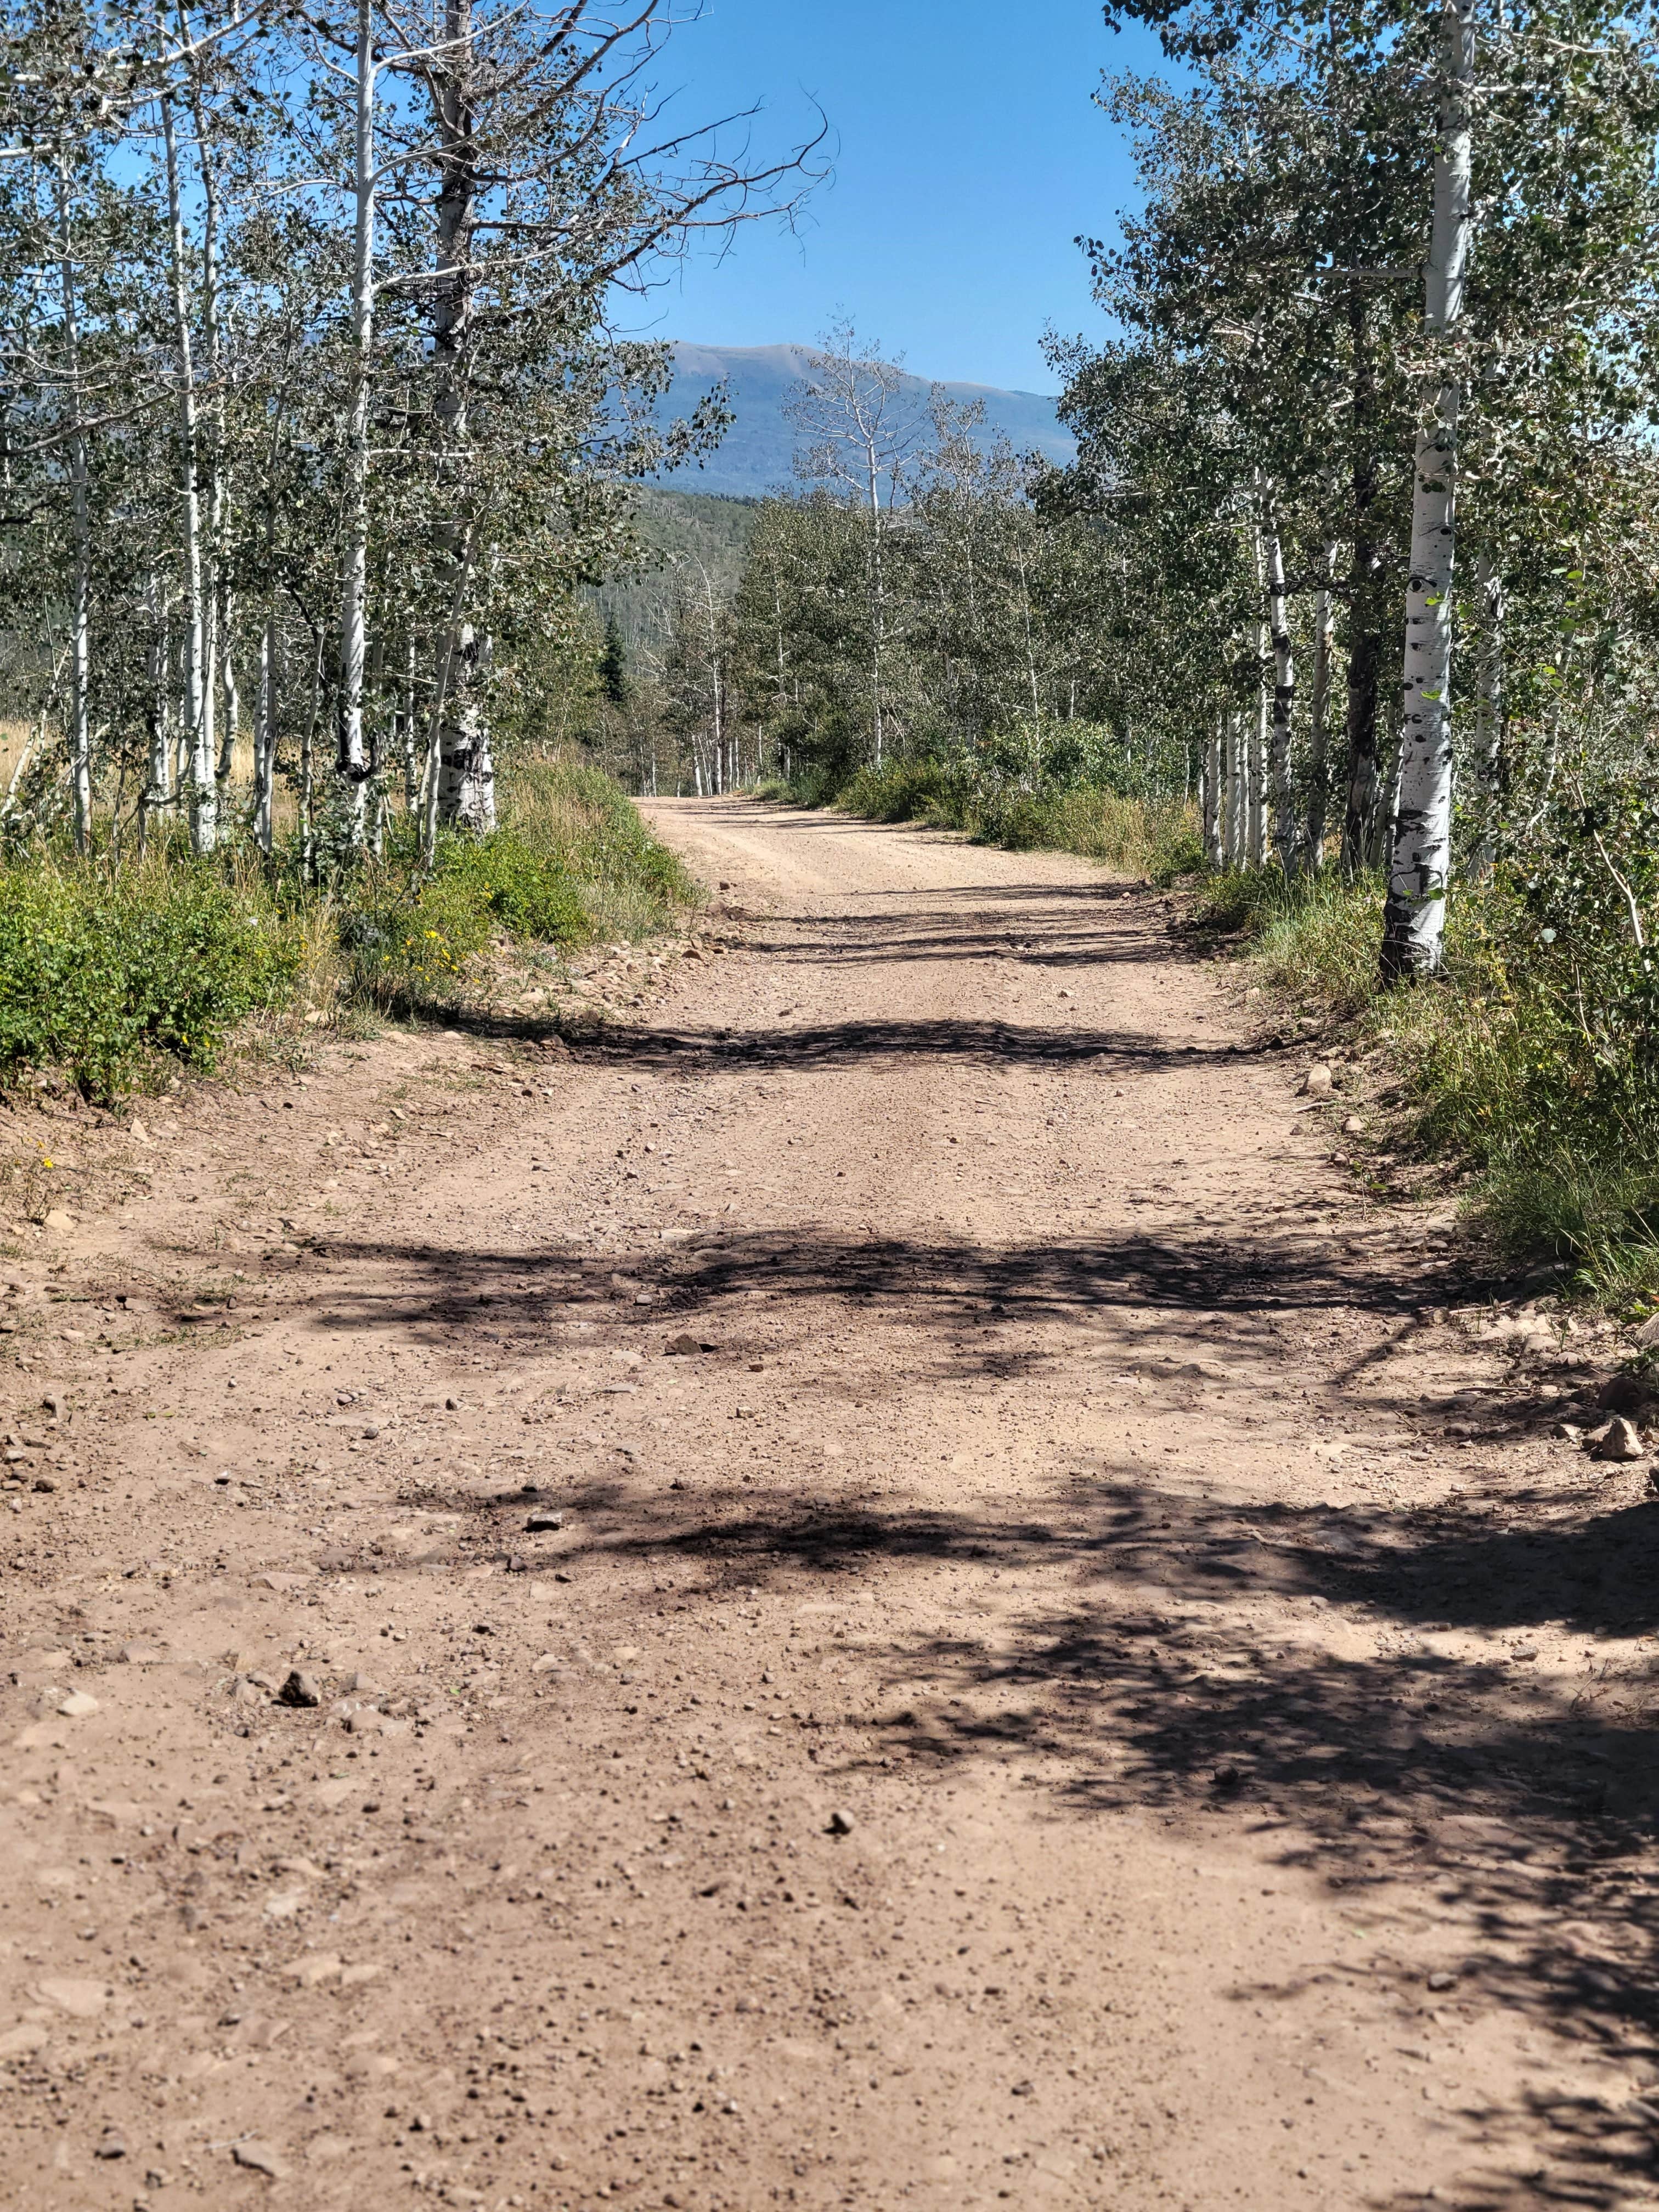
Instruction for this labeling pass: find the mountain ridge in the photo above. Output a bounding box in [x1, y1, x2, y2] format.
[652, 341, 1074, 500]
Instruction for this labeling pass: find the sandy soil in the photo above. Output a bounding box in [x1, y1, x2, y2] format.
[3, 797, 1658, 2212]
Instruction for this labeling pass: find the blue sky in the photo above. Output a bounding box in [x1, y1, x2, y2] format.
[631, 0, 1167, 396]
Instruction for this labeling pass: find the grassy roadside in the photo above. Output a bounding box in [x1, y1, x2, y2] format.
[1194, 864, 1659, 1312]
[764, 758, 1203, 881]
[0, 759, 698, 1102]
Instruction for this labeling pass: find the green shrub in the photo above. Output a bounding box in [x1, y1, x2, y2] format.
[0, 861, 303, 1099]
[0, 759, 695, 1097]
[499, 757, 698, 936]
[338, 871, 494, 1009]
[437, 832, 588, 943]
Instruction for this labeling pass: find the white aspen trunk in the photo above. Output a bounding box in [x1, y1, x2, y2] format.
[431, 0, 495, 836]
[1203, 712, 1223, 868]
[187, 61, 229, 803]
[1381, 0, 1474, 979]
[1467, 553, 1504, 879]
[1224, 709, 1245, 867]
[160, 98, 215, 855]
[219, 621, 239, 783]
[434, 629, 494, 830]
[1306, 555, 1336, 868]
[252, 615, 277, 854]
[332, 0, 376, 859]
[421, 535, 478, 863]
[1265, 526, 1296, 872]
[400, 637, 419, 812]
[1248, 630, 1269, 868]
[52, 157, 92, 856]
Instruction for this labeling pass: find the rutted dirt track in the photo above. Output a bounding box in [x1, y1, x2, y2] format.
[4, 798, 1659, 2212]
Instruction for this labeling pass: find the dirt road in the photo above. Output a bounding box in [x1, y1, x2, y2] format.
[3, 797, 1657, 2212]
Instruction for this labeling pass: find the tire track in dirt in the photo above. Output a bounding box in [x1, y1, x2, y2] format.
[1, 797, 1656, 2212]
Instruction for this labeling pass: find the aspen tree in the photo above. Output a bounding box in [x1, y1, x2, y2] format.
[1380, 0, 1474, 980]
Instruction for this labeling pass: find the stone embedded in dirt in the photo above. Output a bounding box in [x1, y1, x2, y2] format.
[279, 1669, 322, 1708]
[1425, 1971, 1458, 1993]
[827, 1808, 855, 1836]
[1593, 1416, 1644, 1463]
[42, 1209, 76, 1233]
[1342, 1115, 1365, 1134]
[94, 2130, 126, 2159]
[666, 1333, 718, 1356]
[283, 1955, 342, 1988]
[445, 1396, 461, 1410]
[31, 1475, 55, 1493]
[524, 1509, 565, 1532]
[1597, 1373, 1653, 1415]
[37, 1977, 109, 2017]
[231, 2141, 287, 2178]
[344, 1708, 383, 1735]
[52, 1689, 98, 1718]
[119, 1641, 167, 1664]
[1301, 1065, 1334, 1099]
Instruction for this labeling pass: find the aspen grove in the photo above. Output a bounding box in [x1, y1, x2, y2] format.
[0, 0, 809, 865]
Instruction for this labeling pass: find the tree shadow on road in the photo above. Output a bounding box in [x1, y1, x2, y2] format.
[320, 1199, 1655, 2201]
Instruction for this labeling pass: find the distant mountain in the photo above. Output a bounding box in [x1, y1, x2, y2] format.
[652, 341, 1074, 500]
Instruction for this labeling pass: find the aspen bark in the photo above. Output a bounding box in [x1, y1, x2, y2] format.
[332, 0, 377, 857]
[431, 0, 496, 834]
[1380, 0, 1474, 980]
[1203, 712, 1223, 869]
[161, 98, 216, 854]
[1306, 557, 1335, 869]
[187, 58, 229, 803]
[1265, 526, 1295, 872]
[52, 157, 92, 856]
[1224, 708, 1245, 867]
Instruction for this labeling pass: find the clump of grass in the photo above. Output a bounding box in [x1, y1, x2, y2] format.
[1216, 860, 1659, 1306]
[338, 869, 497, 1012]
[498, 758, 697, 939]
[827, 757, 1203, 880]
